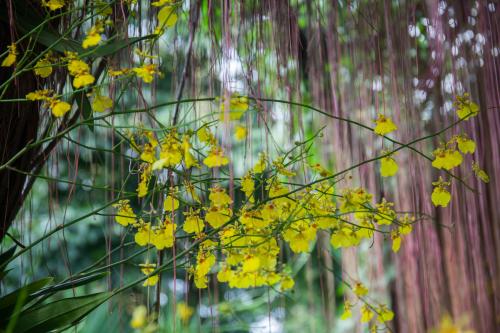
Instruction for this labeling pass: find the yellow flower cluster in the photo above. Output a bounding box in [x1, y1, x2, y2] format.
[140, 263, 159, 287]
[82, 21, 104, 49]
[341, 282, 395, 326]
[428, 94, 485, 208]
[65, 53, 95, 88]
[219, 94, 249, 121]
[454, 93, 479, 120]
[26, 89, 71, 117]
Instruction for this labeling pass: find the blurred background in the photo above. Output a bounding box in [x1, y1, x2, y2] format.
[1, 0, 500, 332]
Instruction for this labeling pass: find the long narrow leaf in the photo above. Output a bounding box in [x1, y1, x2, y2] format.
[11, 292, 111, 333]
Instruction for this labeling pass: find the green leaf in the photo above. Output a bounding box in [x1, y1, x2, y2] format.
[15, 15, 84, 54]
[10, 292, 111, 333]
[74, 92, 94, 132]
[4, 288, 28, 333]
[0, 277, 53, 312]
[0, 246, 16, 273]
[31, 272, 107, 298]
[15, 11, 153, 58]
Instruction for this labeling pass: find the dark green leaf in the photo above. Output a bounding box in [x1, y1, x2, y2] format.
[31, 272, 107, 298]
[10, 292, 111, 333]
[0, 246, 16, 273]
[75, 92, 94, 132]
[88, 35, 157, 58]
[16, 15, 84, 54]
[0, 277, 53, 311]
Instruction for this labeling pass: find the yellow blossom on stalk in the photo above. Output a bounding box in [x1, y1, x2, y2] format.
[432, 147, 463, 170]
[177, 302, 194, 325]
[455, 93, 479, 120]
[203, 146, 229, 168]
[34, 58, 53, 78]
[472, 161, 490, 183]
[140, 263, 159, 286]
[377, 304, 394, 323]
[73, 74, 95, 88]
[374, 114, 397, 136]
[219, 94, 249, 120]
[134, 48, 158, 60]
[330, 226, 361, 248]
[431, 177, 451, 208]
[191, 250, 216, 288]
[309, 163, 332, 177]
[241, 172, 255, 203]
[283, 220, 317, 253]
[375, 199, 395, 225]
[140, 143, 155, 163]
[353, 282, 368, 297]
[134, 221, 152, 246]
[456, 135, 476, 154]
[197, 126, 216, 145]
[399, 214, 414, 235]
[391, 230, 401, 253]
[164, 194, 180, 212]
[157, 5, 178, 29]
[234, 125, 247, 141]
[27, 90, 71, 117]
[252, 152, 267, 174]
[280, 275, 295, 291]
[184, 180, 201, 203]
[273, 157, 296, 177]
[1, 43, 17, 67]
[133, 64, 159, 83]
[26, 89, 52, 101]
[91, 93, 113, 112]
[49, 99, 71, 117]
[209, 186, 233, 206]
[113, 200, 136, 226]
[183, 210, 204, 234]
[216, 265, 234, 283]
[143, 130, 159, 147]
[182, 135, 198, 168]
[42, 0, 65, 11]
[67, 59, 90, 75]
[242, 256, 261, 273]
[356, 217, 374, 239]
[205, 206, 232, 228]
[339, 187, 373, 214]
[67, 59, 95, 88]
[380, 155, 398, 177]
[240, 209, 268, 229]
[361, 305, 374, 323]
[130, 305, 147, 329]
[152, 132, 183, 169]
[341, 300, 353, 320]
[151, 219, 176, 250]
[82, 22, 104, 49]
[137, 164, 152, 197]
[108, 68, 130, 77]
